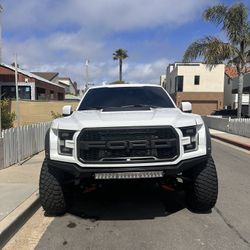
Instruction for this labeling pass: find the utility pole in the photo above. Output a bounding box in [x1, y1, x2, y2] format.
[85, 59, 89, 90]
[15, 53, 21, 164]
[0, 4, 3, 63]
[0, 4, 3, 136]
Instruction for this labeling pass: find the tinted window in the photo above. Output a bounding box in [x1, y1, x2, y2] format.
[194, 75, 200, 85]
[78, 86, 175, 110]
[175, 76, 183, 92]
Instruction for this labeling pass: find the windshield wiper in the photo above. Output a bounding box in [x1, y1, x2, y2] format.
[81, 106, 103, 110]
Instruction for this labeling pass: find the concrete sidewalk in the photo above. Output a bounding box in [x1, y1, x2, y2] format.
[210, 129, 250, 150]
[0, 151, 44, 247]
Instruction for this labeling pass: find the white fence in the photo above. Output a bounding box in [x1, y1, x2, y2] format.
[203, 116, 250, 138]
[1, 122, 51, 168]
[229, 118, 250, 138]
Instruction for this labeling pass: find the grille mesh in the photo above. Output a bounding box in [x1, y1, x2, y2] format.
[77, 127, 179, 163]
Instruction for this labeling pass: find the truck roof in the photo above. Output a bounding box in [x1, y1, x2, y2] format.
[88, 84, 162, 89]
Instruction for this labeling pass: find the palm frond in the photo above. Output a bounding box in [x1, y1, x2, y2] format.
[223, 3, 249, 44]
[203, 4, 227, 26]
[183, 36, 238, 66]
[113, 49, 128, 61]
[247, 29, 250, 46]
[204, 3, 250, 45]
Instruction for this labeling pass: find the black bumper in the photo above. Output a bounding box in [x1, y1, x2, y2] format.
[47, 155, 209, 179]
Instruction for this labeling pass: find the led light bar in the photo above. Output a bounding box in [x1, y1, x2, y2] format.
[94, 171, 164, 180]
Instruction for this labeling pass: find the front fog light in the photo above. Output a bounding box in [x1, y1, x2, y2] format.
[184, 142, 196, 151]
[60, 146, 73, 155]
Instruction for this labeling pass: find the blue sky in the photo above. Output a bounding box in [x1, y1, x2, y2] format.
[1, 0, 249, 87]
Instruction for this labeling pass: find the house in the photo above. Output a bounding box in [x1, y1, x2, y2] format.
[224, 67, 250, 115]
[0, 64, 65, 100]
[58, 77, 77, 95]
[32, 72, 79, 96]
[160, 75, 166, 87]
[165, 62, 225, 115]
[232, 72, 250, 116]
[223, 67, 235, 109]
[32, 72, 59, 83]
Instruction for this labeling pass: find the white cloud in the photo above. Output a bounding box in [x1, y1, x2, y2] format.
[3, 31, 105, 72]
[3, 0, 215, 32]
[125, 58, 171, 83]
[1, 0, 215, 86]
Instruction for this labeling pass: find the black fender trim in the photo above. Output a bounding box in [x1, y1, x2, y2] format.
[45, 128, 50, 159]
[204, 124, 212, 155]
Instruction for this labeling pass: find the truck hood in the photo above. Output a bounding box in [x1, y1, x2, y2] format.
[51, 108, 203, 130]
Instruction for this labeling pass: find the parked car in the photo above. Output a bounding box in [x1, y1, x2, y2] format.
[211, 109, 239, 117]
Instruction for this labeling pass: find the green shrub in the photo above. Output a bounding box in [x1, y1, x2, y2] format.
[0, 99, 16, 129]
[51, 110, 63, 119]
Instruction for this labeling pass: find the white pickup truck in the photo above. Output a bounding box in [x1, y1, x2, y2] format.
[39, 84, 218, 215]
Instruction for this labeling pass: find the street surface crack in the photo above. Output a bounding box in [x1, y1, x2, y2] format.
[214, 206, 250, 247]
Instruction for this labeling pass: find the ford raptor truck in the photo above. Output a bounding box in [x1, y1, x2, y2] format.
[39, 84, 218, 215]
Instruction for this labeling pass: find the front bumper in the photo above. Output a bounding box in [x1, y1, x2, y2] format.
[46, 155, 209, 179]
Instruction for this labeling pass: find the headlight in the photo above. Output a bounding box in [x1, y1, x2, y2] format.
[180, 126, 198, 152]
[58, 130, 76, 155]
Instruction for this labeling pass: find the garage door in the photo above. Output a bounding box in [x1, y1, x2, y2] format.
[189, 101, 218, 115]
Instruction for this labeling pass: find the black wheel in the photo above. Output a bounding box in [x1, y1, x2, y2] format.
[185, 156, 218, 212]
[39, 160, 66, 215]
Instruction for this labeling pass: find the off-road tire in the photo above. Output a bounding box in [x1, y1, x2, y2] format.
[39, 160, 66, 215]
[185, 156, 218, 212]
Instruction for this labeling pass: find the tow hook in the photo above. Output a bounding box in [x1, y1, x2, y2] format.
[161, 184, 175, 192]
[83, 184, 97, 193]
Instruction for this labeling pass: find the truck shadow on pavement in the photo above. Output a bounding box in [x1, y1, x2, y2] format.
[65, 181, 188, 221]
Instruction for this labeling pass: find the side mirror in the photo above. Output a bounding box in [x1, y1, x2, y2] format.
[181, 102, 192, 113]
[62, 105, 72, 116]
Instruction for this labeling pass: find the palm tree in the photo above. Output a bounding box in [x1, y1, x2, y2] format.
[113, 49, 128, 82]
[183, 3, 250, 118]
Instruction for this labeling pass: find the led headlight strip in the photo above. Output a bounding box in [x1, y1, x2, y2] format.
[180, 126, 198, 152]
[58, 130, 76, 156]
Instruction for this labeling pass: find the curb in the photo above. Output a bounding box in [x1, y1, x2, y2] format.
[0, 191, 40, 249]
[211, 134, 250, 151]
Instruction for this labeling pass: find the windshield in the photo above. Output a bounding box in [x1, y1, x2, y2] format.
[78, 86, 175, 110]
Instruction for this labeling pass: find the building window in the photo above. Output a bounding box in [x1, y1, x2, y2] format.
[50, 90, 54, 99]
[227, 78, 231, 85]
[1, 86, 31, 99]
[194, 75, 200, 85]
[175, 76, 183, 92]
[65, 86, 70, 94]
[36, 87, 46, 100]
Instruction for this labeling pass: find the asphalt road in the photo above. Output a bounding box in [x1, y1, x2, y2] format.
[4, 140, 250, 250]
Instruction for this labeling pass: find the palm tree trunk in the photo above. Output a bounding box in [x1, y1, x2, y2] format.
[237, 72, 244, 118]
[119, 59, 122, 82]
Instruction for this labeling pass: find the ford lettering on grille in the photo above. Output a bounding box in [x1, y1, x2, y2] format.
[81, 139, 175, 150]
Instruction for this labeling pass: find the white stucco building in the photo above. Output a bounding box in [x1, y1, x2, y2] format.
[164, 62, 225, 115]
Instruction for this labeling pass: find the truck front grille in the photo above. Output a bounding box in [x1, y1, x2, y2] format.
[77, 126, 179, 164]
